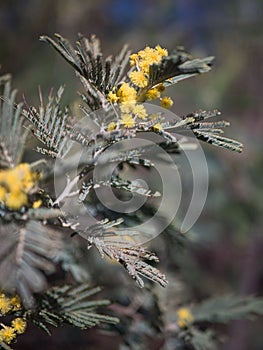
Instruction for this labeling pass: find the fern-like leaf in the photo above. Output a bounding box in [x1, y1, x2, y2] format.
[22, 86, 74, 158]
[80, 219, 168, 288]
[162, 109, 243, 153]
[26, 284, 118, 333]
[40, 34, 131, 111]
[0, 75, 29, 168]
[193, 295, 263, 323]
[0, 220, 63, 305]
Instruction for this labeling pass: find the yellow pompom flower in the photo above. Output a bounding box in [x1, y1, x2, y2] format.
[12, 318, 27, 334]
[108, 91, 119, 103]
[32, 199, 42, 209]
[155, 45, 168, 57]
[129, 53, 138, 66]
[0, 326, 16, 344]
[0, 163, 40, 210]
[120, 101, 136, 114]
[153, 123, 163, 131]
[10, 295, 22, 311]
[0, 186, 5, 202]
[5, 191, 28, 210]
[177, 307, 194, 328]
[117, 83, 137, 103]
[156, 83, 166, 92]
[0, 295, 12, 315]
[120, 114, 135, 128]
[132, 104, 147, 120]
[161, 96, 173, 109]
[138, 46, 162, 65]
[129, 71, 148, 88]
[107, 122, 117, 131]
[145, 88, 160, 101]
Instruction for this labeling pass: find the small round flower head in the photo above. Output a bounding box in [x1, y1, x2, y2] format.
[135, 45, 168, 74]
[129, 53, 138, 66]
[132, 104, 147, 120]
[0, 186, 5, 202]
[5, 191, 28, 210]
[0, 295, 12, 315]
[117, 83, 137, 103]
[10, 295, 22, 311]
[161, 96, 173, 109]
[155, 45, 168, 57]
[129, 71, 148, 88]
[0, 326, 16, 344]
[156, 83, 165, 92]
[145, 88, 160, 101]
[153, 123, 163, 131]
[107, 121, 117, 131]
[12, 318, 27, 334]
[120, 114, 136, 128]
[120, 101, 136, 114]
[32, 199, 42, 209]
[108, 91, 119, 103]
[177, 307, 194, 328]
[0, 163, 40, 210]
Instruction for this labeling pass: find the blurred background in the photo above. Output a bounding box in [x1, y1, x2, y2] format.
[0, 0, 262, 349]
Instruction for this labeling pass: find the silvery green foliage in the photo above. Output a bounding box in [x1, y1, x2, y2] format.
[0, 34, 254, 350]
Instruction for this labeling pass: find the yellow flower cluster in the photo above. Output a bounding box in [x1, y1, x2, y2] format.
[106, 44, 173, 130]
[0, 163, 40, 210]
[130, 45, 168, 73]
[177, 307, 194, 328]
[0, 293, 26, 345]
[0, 318, 27, 344]
[0, 293, 22, 315]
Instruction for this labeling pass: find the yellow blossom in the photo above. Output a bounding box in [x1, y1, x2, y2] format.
[153, 123, 163, 131]
[156, 83, 165, 92]
[32, 199, 42, 209]
[0, 163, 40, 210]
[138, 60, 152, 74]
[0, 295, 12, 315]
[0, 186, 5, 201]
[0, 326, 16, 344]
[177, 307, 194, 328]
[107, 122, 117, 131]
[120, 101, 136, 114]
[155, 45, 168, 57]
[138, 47, 162, 65]
[120, 114, 135, 128]
[12, 318, 27, 334]
[145, 88, 160, 101]
[108, 91, 119, 103]
[132, 104, 147, 120]
[5, 191, 28, 210]
[129, 71, 148, 88]
[161, 96, 173, 109]
[117, 83, 137, 103]
[129, 53, 138, 66]
[10, 295, 21, 311]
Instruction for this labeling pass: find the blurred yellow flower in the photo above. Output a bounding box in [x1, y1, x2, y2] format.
[120, 114, 135, 128]
[161, 96, 173, 109]
[177, 307, 194, 328]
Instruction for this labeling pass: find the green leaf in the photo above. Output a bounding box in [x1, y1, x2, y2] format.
[22, 86, 74, 158]
[0, 220, 63, 306]
[189, 328, 216, 350]
[0, 75, 29, 168]
[27, 284, 119, 333]
[193, 295, 263, 323]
